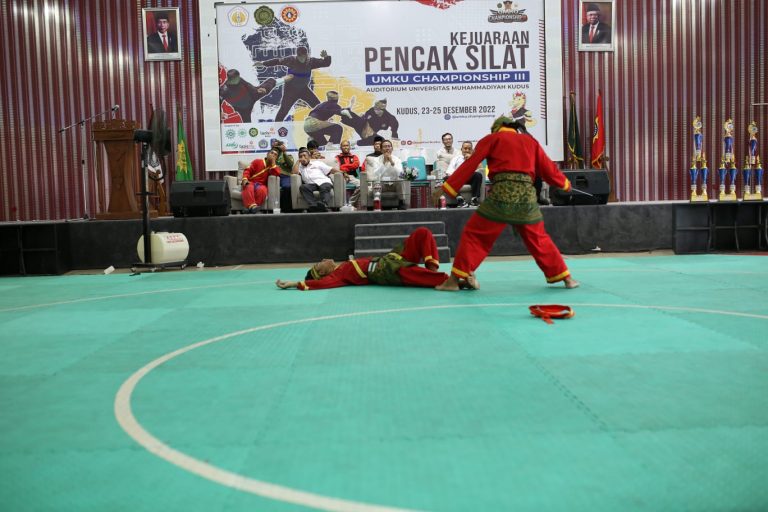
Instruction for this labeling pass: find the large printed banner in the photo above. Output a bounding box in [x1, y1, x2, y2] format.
[207, 0, 563, 167]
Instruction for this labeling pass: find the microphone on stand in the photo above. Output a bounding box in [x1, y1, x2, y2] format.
[111, 104, 120, 118]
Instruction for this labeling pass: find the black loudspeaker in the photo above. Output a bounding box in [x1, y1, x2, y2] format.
[550, 169, 610, 205]
[170, 180, 230, 217]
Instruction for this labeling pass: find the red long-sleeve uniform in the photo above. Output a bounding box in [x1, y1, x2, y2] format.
[444, 128, 574, 284]
[299, 257, 373, 290]
[241, 159, 280, 208]
[441, 129, 571, 198]
[297, 227, 447, 290]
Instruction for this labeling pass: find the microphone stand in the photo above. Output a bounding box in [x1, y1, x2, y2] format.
[59, 106, 117, 219]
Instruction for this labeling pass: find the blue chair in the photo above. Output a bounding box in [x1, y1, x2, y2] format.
[406, 156, 428, 180]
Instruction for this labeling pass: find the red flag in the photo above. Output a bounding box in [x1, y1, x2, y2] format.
[591, 91, 605, 169]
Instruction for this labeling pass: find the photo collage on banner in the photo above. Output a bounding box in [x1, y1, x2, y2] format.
[215, 0, 563, 160]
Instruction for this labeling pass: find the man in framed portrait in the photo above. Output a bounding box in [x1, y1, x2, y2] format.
[581, 3, 612, 44]
[147, 11, 178, 53]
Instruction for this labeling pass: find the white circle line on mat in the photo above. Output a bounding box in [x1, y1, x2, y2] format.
[114, 303, 768, 512]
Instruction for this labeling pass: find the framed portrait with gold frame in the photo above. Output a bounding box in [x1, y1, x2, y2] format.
[142, 7, 182, 61]
[578, 0, 615, 52]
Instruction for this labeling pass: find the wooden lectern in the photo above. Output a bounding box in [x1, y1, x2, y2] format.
[92, 120, 157, 219]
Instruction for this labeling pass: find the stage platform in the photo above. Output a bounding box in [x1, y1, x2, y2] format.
[1, 201, 692, 275]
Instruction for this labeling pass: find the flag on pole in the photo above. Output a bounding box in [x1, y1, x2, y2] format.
[175, 108, 193, 181]
[591, 91, 605, 169]
[567, 92, 585, 168]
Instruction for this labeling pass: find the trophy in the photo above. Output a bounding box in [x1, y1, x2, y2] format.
[717, 118, 738, 201]
[689, 116, 709, 202]
[742, 122, 763, 201]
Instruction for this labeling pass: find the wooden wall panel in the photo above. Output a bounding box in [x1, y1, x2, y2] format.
[0, 0, 765, 220]
[562, 0, 767, 202]
[0, 0, 203, 221]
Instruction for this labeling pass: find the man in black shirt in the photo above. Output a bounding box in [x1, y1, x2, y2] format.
[256, 47, 332, 122]
[339, 99, 400, 146]
[304, 91, 355, 146]
[219, 69, 292, 123]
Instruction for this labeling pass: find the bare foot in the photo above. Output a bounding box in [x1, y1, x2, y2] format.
[425, 260, 439, 272]
[435, 275, 461, 291]
[465, 272, 480, 290]
[564, 277, 580, 289]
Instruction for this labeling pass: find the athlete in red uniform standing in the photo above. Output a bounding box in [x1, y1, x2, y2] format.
[434, 116, 580, 291]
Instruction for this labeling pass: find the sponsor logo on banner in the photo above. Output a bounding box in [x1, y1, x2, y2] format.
[278, 127, 288, 137]
[238, 128, 247, 137]
[258, 139, 269, 149]
[228, 7, 248, 27]
[254, 6, 274, 26]
[225, 129, 236, 139]
[249, 128, 259, 137]
[281, 6, 299, 23]
[488, 2, 528, 23]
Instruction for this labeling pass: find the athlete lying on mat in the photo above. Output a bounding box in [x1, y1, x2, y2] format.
[275, 227, 478, 290]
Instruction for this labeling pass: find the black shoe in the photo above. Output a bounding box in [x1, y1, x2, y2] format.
[455, 196, 468, 208]
[470, 197, 480, 207]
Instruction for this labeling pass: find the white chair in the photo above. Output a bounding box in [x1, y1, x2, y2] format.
[223, 160, 280, 213]
[290, 156, 346, 211]
[358, 171, 415, 210]
[435, 160, 487, 207]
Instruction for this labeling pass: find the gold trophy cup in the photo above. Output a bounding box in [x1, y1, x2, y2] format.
[742, 122, 762, 201]
[689, 116, 709, 202]
[718, 118, 738, 201]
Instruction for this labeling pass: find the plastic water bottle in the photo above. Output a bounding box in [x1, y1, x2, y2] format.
[374, 190, 382, 211]
[273, 195, 281, 214]
[439, 194, 447, 210]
